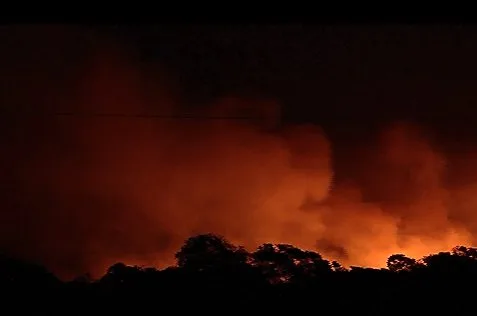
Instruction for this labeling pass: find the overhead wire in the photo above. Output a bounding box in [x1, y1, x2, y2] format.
[0, 110, 264, 121]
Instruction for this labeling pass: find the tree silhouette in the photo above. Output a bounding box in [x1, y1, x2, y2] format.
[252, 243, 331, 284]
[331, 260, 347, 272]
[3, 234, 477, 313]
[451, 245, 477, 259]
[386, 254, 420, 272]
[175, 233, 249, 272]
[100, 262, 146, 290]
[0, 254, 59, 289]
[422, 250, 477, 276]
[71, 273, 92, 284]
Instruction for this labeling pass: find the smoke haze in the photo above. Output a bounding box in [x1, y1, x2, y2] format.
[0, 26, 476, 279]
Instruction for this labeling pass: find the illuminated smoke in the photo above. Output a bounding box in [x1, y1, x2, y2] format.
[0, 26, 475, 279]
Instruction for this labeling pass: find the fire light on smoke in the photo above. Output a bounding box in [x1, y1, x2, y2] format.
[0, 26, 475, 279]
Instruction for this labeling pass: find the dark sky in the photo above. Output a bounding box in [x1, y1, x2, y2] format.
[3, 25, 477, 131]
[109, 25, 477, 135]
[2, 24, 477, 182]
[111, 25, 477, 175]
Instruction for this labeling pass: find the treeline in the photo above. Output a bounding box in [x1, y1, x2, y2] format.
[1, 233, 477, 314]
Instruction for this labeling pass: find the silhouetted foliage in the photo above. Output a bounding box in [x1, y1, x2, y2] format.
[331, 260, 347, 272]
[0, 254, 59, 288]
[252, 243, 331, 283]
[452, 245, 477, 259]
[386, 254, 420, 272]
[175, 233, 248, 271]
[422, 250, 477, 277]
[2, 238, 477, 314]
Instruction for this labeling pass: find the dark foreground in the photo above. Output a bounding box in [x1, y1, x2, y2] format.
[1, 234, 476, 314]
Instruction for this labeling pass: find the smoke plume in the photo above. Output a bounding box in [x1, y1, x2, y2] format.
[0, 26, 475, 279]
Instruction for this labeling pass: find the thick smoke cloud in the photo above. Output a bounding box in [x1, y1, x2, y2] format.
[0, 26, 475, 279]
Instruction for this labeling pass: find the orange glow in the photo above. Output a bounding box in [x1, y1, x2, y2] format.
[0, 27, 475, 279]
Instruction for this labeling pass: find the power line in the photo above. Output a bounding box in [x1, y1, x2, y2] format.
[1, 111, 265, 121]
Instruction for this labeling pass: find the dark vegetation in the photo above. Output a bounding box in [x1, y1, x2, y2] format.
[2, 233, 477, 314]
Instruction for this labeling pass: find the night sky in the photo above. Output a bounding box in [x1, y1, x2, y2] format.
[117, 25, 477, 178]
[3, 25, 477, 143]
